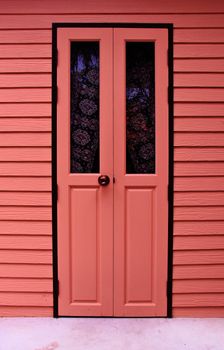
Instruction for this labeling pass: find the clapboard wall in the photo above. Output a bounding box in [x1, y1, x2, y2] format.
[0, 0, 223, 317]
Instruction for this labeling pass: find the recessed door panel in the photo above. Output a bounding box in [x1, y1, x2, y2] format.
[125, 188, 154, 303]
[70, 187, 99, 302]
[57, 27, 169, 317]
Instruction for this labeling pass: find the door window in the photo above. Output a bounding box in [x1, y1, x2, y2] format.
[70, 41, 100, 173]
[126, 42, 155, 174]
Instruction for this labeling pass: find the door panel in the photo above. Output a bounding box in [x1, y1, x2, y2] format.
[125, 188, 154, 303]
[70, 188, 99, 302]
[57, 28, 113, 316]
[114, 28, 168, 316]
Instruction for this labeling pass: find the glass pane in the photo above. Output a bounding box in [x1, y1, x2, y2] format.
[70, 41, 99, 173]
[126, 42, 155, 174]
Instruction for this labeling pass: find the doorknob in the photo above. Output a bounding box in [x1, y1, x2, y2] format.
[98, 175, 110, 186]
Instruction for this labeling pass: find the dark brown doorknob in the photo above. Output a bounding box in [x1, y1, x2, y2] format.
[98, 175, 110, 186]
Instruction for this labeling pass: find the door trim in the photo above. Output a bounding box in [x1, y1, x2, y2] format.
[52, 22, 174, 318]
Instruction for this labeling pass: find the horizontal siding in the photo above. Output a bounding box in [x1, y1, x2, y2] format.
[0, 118, 51, 131]
[0, 162, 51, 176]
[0, 1, 223, 13]
[173, 293, 224, 307]
[174, 148, 224, 161]
[0, 221, 52, 235]
[174, 221, 224, 236]
[174, 74, 224, 87]
[174, 192, 224, 206]
[0, 235, 52, 249]
[0, 13, 53, 318]
[0, 147, 51, 161]
[174, 177, 224, 191]
[0, 88, 51, 103]
[174, 279, 224, 293]
[174, 207, 224, 221]
[174, 118, 224, 132]
[0, 192, 51, 206]
[0, 264, 52, 278]
[173, 7, 224, 310]
[0, 292, 53, 306]
[174, 236, 224, 250]
[0, 13, 223, 28]
[0, 207, 51, 220]
[0, 306, 52, 317]
[174, 133, 224, 147]
[174, 251, 224, 265]
[174, 103, 224, 117]
[0, 133, 51, 147]
[174, 45, 224, 58]
[174, 29, 224, 43]
[172, 8, 224, 317]
[0, 59, 51, 73]
[174, 265, 224, 279]
[0, 30, 51, 43]
[174, 88, 224, 102]
[0, 104, 51, 117]
[0, 278, 53, 292]
[173, 307, 224, 318]
[0, 74, 51, 88]
[174, 162, 224, 176]
[0, 251, 52, 264]
[0, 177, 51, 191]
[0, 4, 223, 318]
[174, 59, 224, 73]
[0, 45, 51, 58]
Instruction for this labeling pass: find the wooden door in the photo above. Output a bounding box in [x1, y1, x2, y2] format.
[57, 28, 114, 316]
[57, 27, 169, 317]
[113, 29, 169, 316]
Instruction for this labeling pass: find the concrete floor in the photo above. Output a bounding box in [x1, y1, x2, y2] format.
[0, 318, 224, 350]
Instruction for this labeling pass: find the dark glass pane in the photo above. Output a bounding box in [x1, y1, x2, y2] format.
[126, 42, 155, 174]
[70, 42, 99, 173]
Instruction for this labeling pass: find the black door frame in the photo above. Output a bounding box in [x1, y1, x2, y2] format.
[52, 22, 174, 318]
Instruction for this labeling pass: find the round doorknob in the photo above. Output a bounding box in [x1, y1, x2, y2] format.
[98, 175, 110, 186]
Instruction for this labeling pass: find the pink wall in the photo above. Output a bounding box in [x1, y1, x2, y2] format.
[0, 0, 223, 317]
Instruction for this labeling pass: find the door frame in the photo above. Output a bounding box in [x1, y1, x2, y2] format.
[52, 22, 174, 318]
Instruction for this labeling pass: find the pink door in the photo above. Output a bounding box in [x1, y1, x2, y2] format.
[57, 27, 169, 317]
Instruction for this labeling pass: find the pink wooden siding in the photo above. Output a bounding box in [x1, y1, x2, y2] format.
[0, 0, 223, 317]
